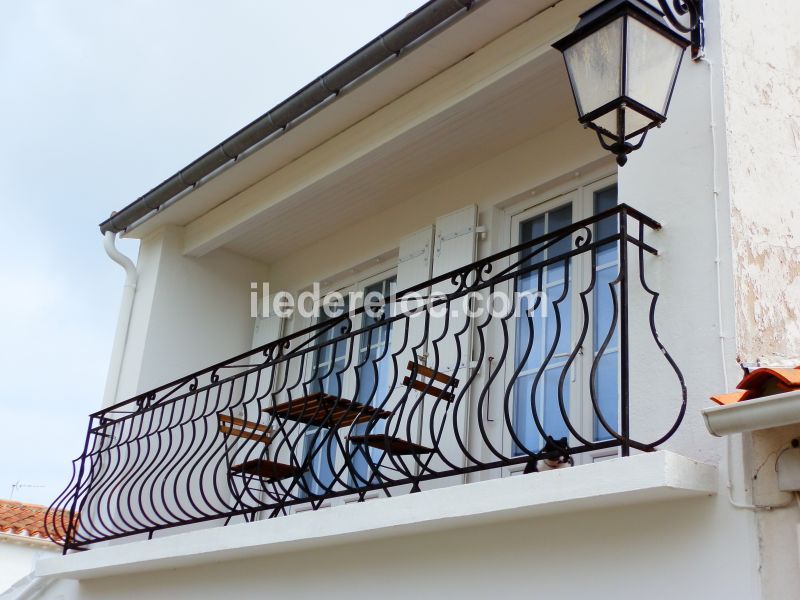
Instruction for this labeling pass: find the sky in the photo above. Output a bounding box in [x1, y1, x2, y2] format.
[0, 0, 423, 506]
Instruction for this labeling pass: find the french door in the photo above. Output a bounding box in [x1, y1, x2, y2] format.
[301, 272, 397, 498]
[506, 177, 620, 467]
[302, 206, 479, 497]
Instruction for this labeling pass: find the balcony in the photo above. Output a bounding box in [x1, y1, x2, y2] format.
[46, 204, 686, 552]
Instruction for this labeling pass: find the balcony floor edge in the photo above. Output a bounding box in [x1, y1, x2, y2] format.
[36, 451, 717, 581]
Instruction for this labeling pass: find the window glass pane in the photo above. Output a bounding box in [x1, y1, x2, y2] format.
[349, 441, 379, 487]
[546, 205, 572, 254]
[311, 298, 350, 396]
[512, 375, 537, 454]
[352, 276, 395, 485]
[593, 265, 619, 350]
[516, 280, 543, 373]
[519, 214, 545, 279]
[546, 283, 572, 357]
[513, 191, 621, 451]
[356, 276, 396, 408]
[520, 215, 545, 253]
[593, 351, 619, 441]
[595, 185, 617, 265]
[514, 203, 573, 455]
[545, 204, 572, 284]
[543, 367, 570, 443]
[594, 186, 617, 235]
[302, 428, 336, 497]
[592, 186, 619, 442]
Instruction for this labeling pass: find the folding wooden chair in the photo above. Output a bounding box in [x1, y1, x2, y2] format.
[348, 360, 460, 457]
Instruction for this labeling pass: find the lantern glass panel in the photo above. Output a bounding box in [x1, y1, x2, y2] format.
[591, 106, 651, 139]
[623, 107, 653, 136]
[563, 17, 623, 118]
[625, 17, 685, 116]
[593, 111, 618, 136]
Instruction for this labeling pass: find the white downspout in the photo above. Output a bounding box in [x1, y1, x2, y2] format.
[102, 231, 138, 407]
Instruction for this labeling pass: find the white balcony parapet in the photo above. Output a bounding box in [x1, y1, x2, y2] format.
[37, 451, 716, 580]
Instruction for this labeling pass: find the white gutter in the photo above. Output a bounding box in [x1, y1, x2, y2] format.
[702, 390, 800, 437]
[102, 232, 138, 407]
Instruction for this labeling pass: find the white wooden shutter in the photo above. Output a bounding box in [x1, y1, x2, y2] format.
[424, 205, 478, 487]
[431, 205, 478, 370]
[391, 225, 435, 370]
[250, 303, 287, 400]
[397, 226, 434, 290]
[252, 312, 285, 351]
[369, 226, 435, 482]
[233, 310, 286, 421]
[433, 205, 478, 269]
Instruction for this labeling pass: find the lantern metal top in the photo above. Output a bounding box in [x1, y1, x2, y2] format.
[553, 0, 690, 55]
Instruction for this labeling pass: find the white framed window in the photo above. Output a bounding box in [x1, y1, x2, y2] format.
[503, 174, 620, 469]
[349, 275, 396, 487]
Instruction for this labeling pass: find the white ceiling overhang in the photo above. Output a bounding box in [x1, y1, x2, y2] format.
[126, 0, 596, 263]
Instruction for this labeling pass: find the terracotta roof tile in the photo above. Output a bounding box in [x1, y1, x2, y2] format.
[710, 391, 752, 406]
[739, 367, 800, 391]
[710, 365, 800, 406]
[0, 499, 54, 541]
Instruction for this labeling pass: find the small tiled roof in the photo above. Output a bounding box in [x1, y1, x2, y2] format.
[0, 499, 54, 542]
[711, 366, 800, 405]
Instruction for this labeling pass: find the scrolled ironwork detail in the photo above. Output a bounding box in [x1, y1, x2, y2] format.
[574, 225, 593, 249]
[46, 204, 685, 554]
[657, 0, 704, 59]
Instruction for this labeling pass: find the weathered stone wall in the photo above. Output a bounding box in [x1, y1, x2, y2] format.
[718, 0, 800, 365]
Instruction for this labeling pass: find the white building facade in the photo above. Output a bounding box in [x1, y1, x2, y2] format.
[0, 537, 58, 595]
[24, 0, 800, 598]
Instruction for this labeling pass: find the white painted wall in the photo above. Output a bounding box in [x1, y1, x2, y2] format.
[42, 495, 760, 600]
[747, 424, 800, 599]
[619, 0, 738, 465]
[114, 226, 268, 404]
[0, 540, 58, 593]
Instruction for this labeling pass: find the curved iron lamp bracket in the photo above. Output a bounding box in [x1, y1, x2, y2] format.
[657, 0, 704, 59]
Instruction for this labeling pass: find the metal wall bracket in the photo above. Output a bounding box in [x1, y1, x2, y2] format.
[657, 0, 705, 60]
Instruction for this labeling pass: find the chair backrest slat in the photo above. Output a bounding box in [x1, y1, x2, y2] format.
[403, 361, 459, 402]
[218, 413, 272, 444]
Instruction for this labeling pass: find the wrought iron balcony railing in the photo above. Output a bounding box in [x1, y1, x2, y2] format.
[46, 204, 685, 552]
